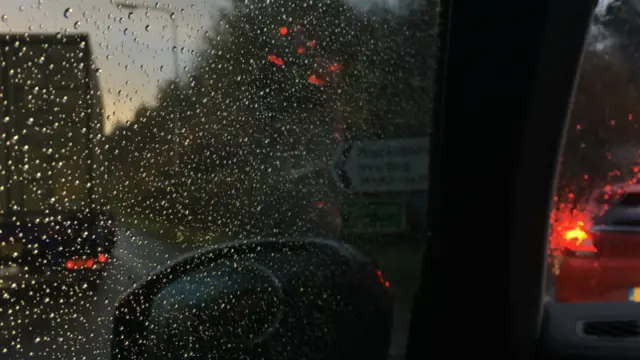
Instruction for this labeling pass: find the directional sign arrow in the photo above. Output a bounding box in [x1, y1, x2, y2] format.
[330, 143, 353, 191]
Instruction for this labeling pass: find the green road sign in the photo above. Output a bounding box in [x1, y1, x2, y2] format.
[341, 200, 406, 233]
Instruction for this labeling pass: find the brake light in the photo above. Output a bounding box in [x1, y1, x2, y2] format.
[65, 254, 107, 270]
[65, 258, 93, 270]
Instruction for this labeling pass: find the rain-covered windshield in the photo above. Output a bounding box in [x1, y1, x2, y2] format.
[0, 0, 438, 358]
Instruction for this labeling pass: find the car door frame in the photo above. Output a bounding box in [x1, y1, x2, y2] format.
[404, 1, 597, 359]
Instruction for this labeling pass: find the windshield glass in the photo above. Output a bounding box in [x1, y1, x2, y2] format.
[0, 0, 438, 358]
[550, 0, 640, 303]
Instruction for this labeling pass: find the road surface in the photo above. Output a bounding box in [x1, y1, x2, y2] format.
[0, 228, 193, 359]
[0, 228, 413, 359]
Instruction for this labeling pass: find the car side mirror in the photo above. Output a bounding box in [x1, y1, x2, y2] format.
[110, 238, 394, 360]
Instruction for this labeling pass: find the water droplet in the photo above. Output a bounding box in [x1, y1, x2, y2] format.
[63, 8, 72, 19]
[124, 28, 128, 35]
[145, 24, 151, 31]
[170, 12, 175, 20]
[128, 12, 134, 20]
[1, 15, 7, 23]
[74, 21, 81, 30]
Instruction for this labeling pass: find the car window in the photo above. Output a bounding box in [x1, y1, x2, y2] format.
[616, 193, 640, 207]
[551, 0, 640, 303]
[0, 0, 439, 358]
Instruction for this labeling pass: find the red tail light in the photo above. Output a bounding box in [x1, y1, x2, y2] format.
[65, 258, 93, 270]
[65, 254, 107, 270]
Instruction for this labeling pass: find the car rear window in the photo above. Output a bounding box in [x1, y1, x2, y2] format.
[617, 193, 640, 206]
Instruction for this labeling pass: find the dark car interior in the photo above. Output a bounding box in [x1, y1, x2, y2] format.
[403, 0, 617, 359]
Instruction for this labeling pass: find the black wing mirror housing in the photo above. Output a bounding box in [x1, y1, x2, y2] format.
[111, 237, 394, 360]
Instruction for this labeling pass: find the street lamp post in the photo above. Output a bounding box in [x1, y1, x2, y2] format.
[114, 1, 181, 165]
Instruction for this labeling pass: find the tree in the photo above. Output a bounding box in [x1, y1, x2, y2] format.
[558, 47, 640, 203]
[106, 0, 441, 235]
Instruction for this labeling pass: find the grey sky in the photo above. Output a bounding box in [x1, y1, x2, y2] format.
[3, 0, 226, 131]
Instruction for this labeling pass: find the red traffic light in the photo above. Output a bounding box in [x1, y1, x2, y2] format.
[279, 26, 288, 36]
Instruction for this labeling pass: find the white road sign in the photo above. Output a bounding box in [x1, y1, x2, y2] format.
[332, 137, 429, 192]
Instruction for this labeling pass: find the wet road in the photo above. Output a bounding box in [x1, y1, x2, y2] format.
[0, 228, 192, 360]
[0, 228, 413, 359]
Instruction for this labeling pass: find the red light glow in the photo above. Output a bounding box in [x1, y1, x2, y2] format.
[328, 63, 342, 72]
[64, 257, 102, 270]
[376, 269, 390, 288]
[308, 74, 325, 86]
[267, 54, 284, 67]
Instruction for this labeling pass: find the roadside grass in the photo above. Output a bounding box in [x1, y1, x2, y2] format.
[112, 207, 231, 247]
[112, 204, 424, 305]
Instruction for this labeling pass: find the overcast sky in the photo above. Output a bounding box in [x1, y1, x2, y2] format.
[3, 0, 228, 131]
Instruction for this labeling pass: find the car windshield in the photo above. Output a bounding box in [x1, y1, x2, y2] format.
[550, 0, 640, 303]
[0, 0, 438, 358]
